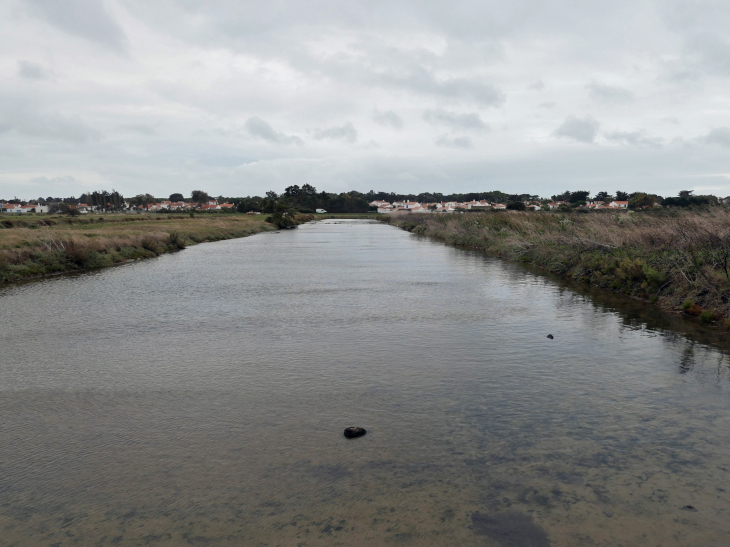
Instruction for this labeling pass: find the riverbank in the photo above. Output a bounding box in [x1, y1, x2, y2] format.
[386, 209, 730, 327]
[0, 214, 283, 285]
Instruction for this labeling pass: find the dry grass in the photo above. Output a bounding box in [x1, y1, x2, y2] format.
[387, 208, 730, 325]
[0, 213, 275, 284]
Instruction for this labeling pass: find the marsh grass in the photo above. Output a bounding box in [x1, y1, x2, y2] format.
[387, 209, 730, 322]
[0, 214, 274, 284]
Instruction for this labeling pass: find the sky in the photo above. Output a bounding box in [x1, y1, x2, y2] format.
[1, 0, 729, 200]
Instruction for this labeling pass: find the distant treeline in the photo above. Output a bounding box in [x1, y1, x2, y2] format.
[2, 187, 726, 214]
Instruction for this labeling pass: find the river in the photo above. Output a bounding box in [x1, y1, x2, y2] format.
[1, 219, 729, 546]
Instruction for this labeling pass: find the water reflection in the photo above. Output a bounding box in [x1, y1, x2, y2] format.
[0, 219, 729, 546]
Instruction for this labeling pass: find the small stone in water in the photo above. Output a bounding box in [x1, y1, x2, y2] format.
[681, 505, 698, 512]
[547, 334, 554, 339]
[344, 426, 367, 439]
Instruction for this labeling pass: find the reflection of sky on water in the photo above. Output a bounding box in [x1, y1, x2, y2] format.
[0, 220, 728, 545]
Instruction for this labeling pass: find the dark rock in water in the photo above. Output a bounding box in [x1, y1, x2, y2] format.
[344, 426, 367, 439]
[547, 334, 554, 339]
[602, 508, 614, 517]
[681, 505, 698, 512]
[470, 512, 550, 547]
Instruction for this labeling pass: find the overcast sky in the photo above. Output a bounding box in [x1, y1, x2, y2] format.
[1, 0, 729, 200]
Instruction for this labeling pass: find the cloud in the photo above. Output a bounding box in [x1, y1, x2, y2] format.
[538, 102, 556, 109]
[435, 134, 473, 149]
[700, 127, 730, 147]
[372, 109, 403, 130]
[244, 117, 303, 145]
[378, 65, 505, 106]
[423, 108, 489, 131]
[586, 82, 634, 103]
[554, 116, 600, 144]
[604, 130, 663, 148]
[0, 95, 101, 143]
[311, 122, 357, 143]
[23, 0, 127, 52]
[116, 124, 156, 135]
[18, 60, 47, 79]
[529, 80, 545, 91]
[28, 175, 83, 185]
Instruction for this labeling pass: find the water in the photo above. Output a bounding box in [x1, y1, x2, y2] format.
[1, 219, 729, 546]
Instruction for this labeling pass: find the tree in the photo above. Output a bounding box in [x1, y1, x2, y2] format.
[170, 193, 184, 202]
[506, 201, 527, 211]
[594, 191, 613, 203]
[629, 193, 656, 209]
[191, 190, 210, 204]
[131, 193, 155, 210]
[267, 202, 299, 229]
[616, 191, 629, 201]
[568, 191, 590, 203]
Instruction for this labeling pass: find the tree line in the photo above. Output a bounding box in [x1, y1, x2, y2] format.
[3, 187, 728, 214]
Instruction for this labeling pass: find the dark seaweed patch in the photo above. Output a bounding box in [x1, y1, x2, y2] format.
[470, 511, 550, 547]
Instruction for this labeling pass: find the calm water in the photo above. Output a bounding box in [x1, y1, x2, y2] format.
[1, 219, 729, 546]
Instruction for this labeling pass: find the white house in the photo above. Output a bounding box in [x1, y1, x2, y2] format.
[608, 201, 628, 208]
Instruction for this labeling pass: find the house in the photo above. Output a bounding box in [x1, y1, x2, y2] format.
[219, 203, 235, 210]
[493, 203, 507, 210]
[316, 208, 327, 213]
[2, 203, 22, 213]
[20, 204, 49, 213]
[547, 201, 567, 210]
[369, 200, 390, 208]
[608, 201, 628, 208]
[200, 203, 221, 211]
[392, 201, 421, 209]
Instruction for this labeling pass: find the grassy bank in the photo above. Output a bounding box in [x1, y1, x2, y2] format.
[0, 213, 286, 285]
[386, 209, 730, 327]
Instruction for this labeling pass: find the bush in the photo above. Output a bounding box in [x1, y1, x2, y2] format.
[681, 300, 703, 316]
[64, 240, 89, 265]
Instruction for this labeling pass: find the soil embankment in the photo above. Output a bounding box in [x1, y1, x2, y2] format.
[0, 213, 308, 285]
[386, 209, 730, 327]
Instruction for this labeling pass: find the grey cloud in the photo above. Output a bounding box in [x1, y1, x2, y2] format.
[244, 117, 303, 145]
[116, 124, 156, 135]
[586, 82, 634, 103]
[435, 134, 473, 149]
[605, 130, 663, 147]
[539, 102, 556, 109]
[423, 109, 489, 131]
[372, 109, 403, 130]
[28, 175, 82, 185]
[700, 127, 730, 147]
[554, 116, 600, 143]
[379, 65, 505, 106]
[312, 122, 357, 143]
[684, 33, 730, 76]
[0, 96, 101, 143]
[18, 60, 47, 79]
[529, 80, 545, 91]
[23, 0, 127, 52]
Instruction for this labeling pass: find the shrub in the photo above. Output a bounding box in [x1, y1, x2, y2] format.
[64, 240, 89, 265]
[681, 300, 702, 316]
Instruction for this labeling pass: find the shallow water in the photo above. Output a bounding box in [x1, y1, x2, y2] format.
[1, 219, 729, 546]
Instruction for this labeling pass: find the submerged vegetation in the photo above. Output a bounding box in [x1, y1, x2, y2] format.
[386, 209, 730, 325]
[0, 215, 275, 285]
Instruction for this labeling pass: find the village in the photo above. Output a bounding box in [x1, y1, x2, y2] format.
[369, 199, 630, 213]
[0, 199, 238, 214]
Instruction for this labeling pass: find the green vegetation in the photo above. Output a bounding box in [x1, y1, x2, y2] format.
[0, 215, 275, 285]
[385, 208, 730, 324]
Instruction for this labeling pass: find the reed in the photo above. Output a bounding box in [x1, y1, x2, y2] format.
[386, 209, 730, 324]
[0, 214, 275, 284]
